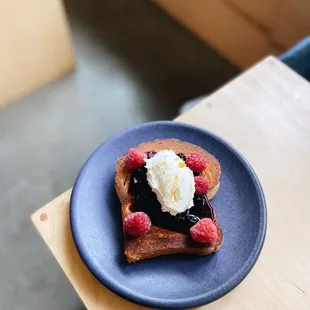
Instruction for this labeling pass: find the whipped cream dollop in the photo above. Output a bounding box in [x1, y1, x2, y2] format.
[145, 150, 195, 216]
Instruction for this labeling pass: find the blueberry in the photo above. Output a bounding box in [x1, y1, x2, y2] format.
[129, 178, 143, 196]
[129, 168, 149, 196]
[193, 171, 203, 177]
[186, 214, 200, 225]
[181, 213, 200, 231]
[192, 194, 207, 218]
[135, 193, 148, 211]
[175, 209, 189, 221]
[135, 191, 161, 215]
[146, 151, 157, 159]
[129, 165, 149, 194]
[177, 153, 186, 162]
[135, 166, 147, 178]
[192, 194, 214, 219]
[193, 194, 206, 209]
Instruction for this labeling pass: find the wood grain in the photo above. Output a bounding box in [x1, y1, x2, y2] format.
[153, 0, 279, 69]
[31, 190, 148, 310]
[225, 0, 310, 50]
[153, 0, 310, 68]
[271, 0, 310, 49]
[0, 0, 75, 108]
[32, 57, 310, 309]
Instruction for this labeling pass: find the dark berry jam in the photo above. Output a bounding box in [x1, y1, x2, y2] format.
[146, 151, 157, 159]
[130, 160, 215, 234]
[176, 152, 187, 162]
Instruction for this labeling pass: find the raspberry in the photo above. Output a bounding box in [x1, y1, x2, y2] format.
[123, 212, 151, 236]
[125, 148, 146, 170]
[190, 218, 218, 243]
[194, 176, 209, 194]
[186, 152, 206, 172]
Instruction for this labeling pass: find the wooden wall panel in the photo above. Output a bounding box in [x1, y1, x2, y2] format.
[226, 0, 310, 49]
[0, 0, 75, 108]
[271, 0, 310, 48]
[154, 0, 310, 68]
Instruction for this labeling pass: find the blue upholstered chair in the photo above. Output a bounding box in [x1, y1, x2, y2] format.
[279, 36, 310, 81]
[180, 36, 310, 114]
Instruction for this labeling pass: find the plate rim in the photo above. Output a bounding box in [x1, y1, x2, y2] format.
[70, 121, 267, 309]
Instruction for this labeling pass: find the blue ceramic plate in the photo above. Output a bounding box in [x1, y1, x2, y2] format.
[70, 121, 266, 309]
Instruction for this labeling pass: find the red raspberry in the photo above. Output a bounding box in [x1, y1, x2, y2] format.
[125, 148, 146, 170]
[194, 176, 209, 194]
[124, 212, 151, 236]
[190, 218, 218, 243]
[186, 152, 206, 172]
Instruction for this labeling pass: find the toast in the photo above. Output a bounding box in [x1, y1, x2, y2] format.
[115, 139, 223, 263]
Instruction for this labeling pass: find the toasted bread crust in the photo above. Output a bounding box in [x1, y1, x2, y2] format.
[115, 139, 223, 263]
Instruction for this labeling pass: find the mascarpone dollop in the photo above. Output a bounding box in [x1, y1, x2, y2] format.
[145, 150, 195, 215]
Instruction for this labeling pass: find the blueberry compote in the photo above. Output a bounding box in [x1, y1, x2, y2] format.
[129, 152, 215, 234]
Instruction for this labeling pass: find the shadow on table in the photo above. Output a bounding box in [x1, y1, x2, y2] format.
[64, 0, 238, 119]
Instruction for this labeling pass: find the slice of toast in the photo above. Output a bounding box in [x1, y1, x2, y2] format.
[115, 139, 223, 263]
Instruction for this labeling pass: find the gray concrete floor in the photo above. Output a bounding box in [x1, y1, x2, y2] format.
[0, 1, 238, 309]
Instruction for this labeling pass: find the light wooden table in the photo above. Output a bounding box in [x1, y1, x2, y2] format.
[32, 57, 310, 310]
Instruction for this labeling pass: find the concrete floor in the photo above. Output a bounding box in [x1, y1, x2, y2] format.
[0, 1, 238, 309]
